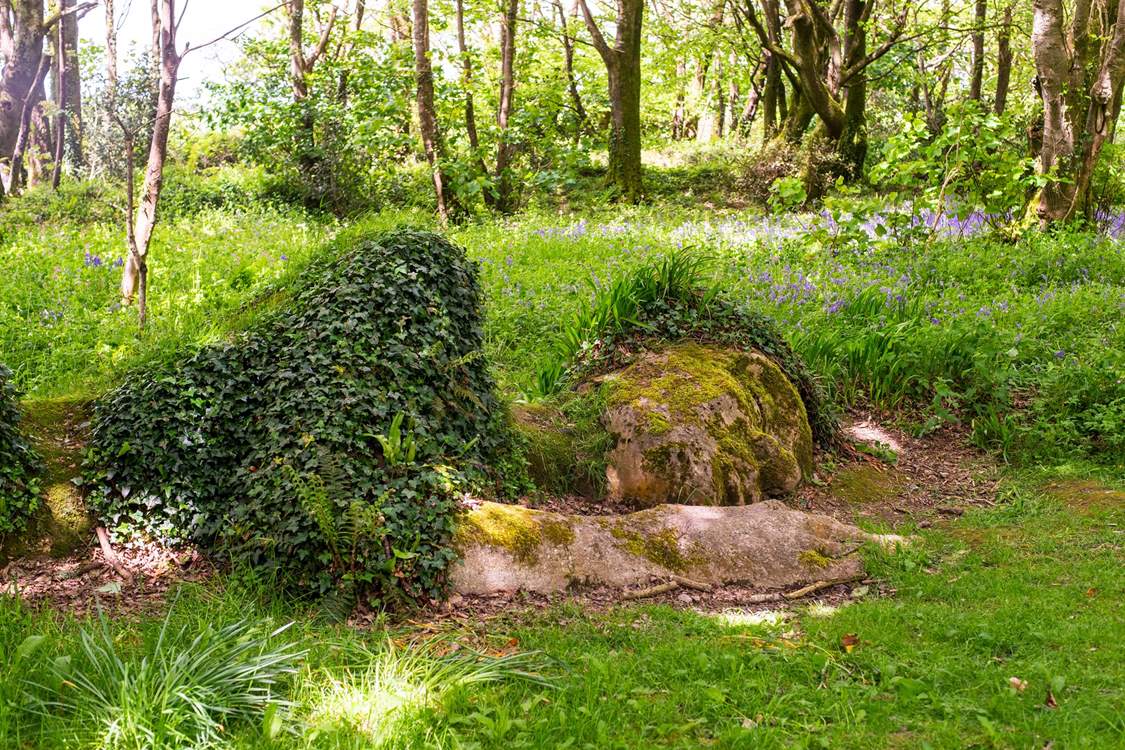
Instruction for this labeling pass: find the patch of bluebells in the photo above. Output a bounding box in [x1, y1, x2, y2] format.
[83, 251, 125, 269]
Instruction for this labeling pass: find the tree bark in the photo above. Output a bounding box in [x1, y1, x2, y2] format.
[577, 0, 644, 202]
[1032, 0, 1125, 223]
[553, 0, 589, 136]
[0, 0, 47, 167]
[454, 0, 493, 207]
[8, 50, 52, 192]
[412, 0, 459, 222]
[286, 0, 337, 174]
[969, 0, 986, 102]
[994, 2, 1013, 114]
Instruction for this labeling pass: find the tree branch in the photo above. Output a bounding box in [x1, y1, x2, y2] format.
[306, 4, 338, 67]
[575, 0, 611, 61]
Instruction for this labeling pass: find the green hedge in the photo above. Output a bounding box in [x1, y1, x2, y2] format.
[84, 229, 504, 605]
[0, 365, 41, 536]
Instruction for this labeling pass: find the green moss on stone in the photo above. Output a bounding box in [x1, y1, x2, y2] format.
[541, 517, 576, 546]
[610, 521, 702, 572]
[607, 343, 814, 505]
[799, 549, 832, 568]
[456, 503, 545, 564]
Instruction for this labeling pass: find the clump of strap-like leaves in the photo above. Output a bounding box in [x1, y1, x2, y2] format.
[84, 229, 505, 606]
[0, 365, 41, 537]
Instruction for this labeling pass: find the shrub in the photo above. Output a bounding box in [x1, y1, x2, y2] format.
[0, 365, 41, 536]
[83, 229, 505, 605]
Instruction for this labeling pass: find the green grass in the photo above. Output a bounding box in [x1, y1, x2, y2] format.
[2, 469, 1122, 748]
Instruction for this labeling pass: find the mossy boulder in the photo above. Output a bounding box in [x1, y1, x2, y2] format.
[452, 500, 901, 594]
[601, 343, 814, 508]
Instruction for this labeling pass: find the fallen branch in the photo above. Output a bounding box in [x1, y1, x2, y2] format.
[669, 574, 713, 592]
[54, 561, 105, 581]
[622, 581, 679, 600]
[95, 527, 132, 581]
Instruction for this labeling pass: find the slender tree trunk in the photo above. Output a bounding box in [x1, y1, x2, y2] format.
[336, 0, 365, 103]
[120, 0, 183, 328]
[60, 0, 83, 168]
[286, 0, 337, 176]
[994, 2, 1013, 114]
[836, 0, 868, 178]
[412, 0, 459, 222]
[454, 0, 493, 207]
[671, 58, 687, 139]
[494, 0, 519, 212]
[553, 0, 589, 136]
[762, 51, 779, 138]
[969, 0, 986, 102]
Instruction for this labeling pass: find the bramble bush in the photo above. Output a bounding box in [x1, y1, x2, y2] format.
[83, 229, 506, 606]
[0, 365, 41, 536]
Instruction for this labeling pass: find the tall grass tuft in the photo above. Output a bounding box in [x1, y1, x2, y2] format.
[24, 603, 305, 750]
[539, 250, 715, 396]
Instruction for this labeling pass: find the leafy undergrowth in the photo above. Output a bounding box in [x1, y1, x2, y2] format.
[2, 468, 1121, 749]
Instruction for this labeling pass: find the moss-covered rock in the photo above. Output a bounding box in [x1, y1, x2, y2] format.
[452, 500, 901, 595]
[602, 343, 813, 508]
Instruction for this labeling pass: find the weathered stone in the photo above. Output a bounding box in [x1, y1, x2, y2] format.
[602, 343, 813, 508]
[451, 499, 902, 595]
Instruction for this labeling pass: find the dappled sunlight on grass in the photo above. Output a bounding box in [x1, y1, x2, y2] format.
[704, 608, 788, 628]
[305, 668, 432, 744]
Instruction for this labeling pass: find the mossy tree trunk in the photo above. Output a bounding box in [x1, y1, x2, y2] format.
[1031, 0, 1125, 224]
[577, 0, 644, 203]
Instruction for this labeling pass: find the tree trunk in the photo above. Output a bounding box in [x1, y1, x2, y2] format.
[762, 51, 779, 138]
[454, 0, 493, 208]
[412, 0, 459, 222]
[286, 0, 337, 175]
[577, 0, 644, 203]
[994, 2, 1013, 114]
[494, 0, 519, 212]
[0, 0, 48, 165]
[969, 0, 986, 102]
[8, 50, 52, 193]
[119, 0, 182, 328]
[1032, 0, 1125, 223]
[671, 58, 687, 139]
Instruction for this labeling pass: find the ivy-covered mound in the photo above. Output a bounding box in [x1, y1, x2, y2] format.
[84, 229, 504, 604]
[0, 365, 41, 537]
